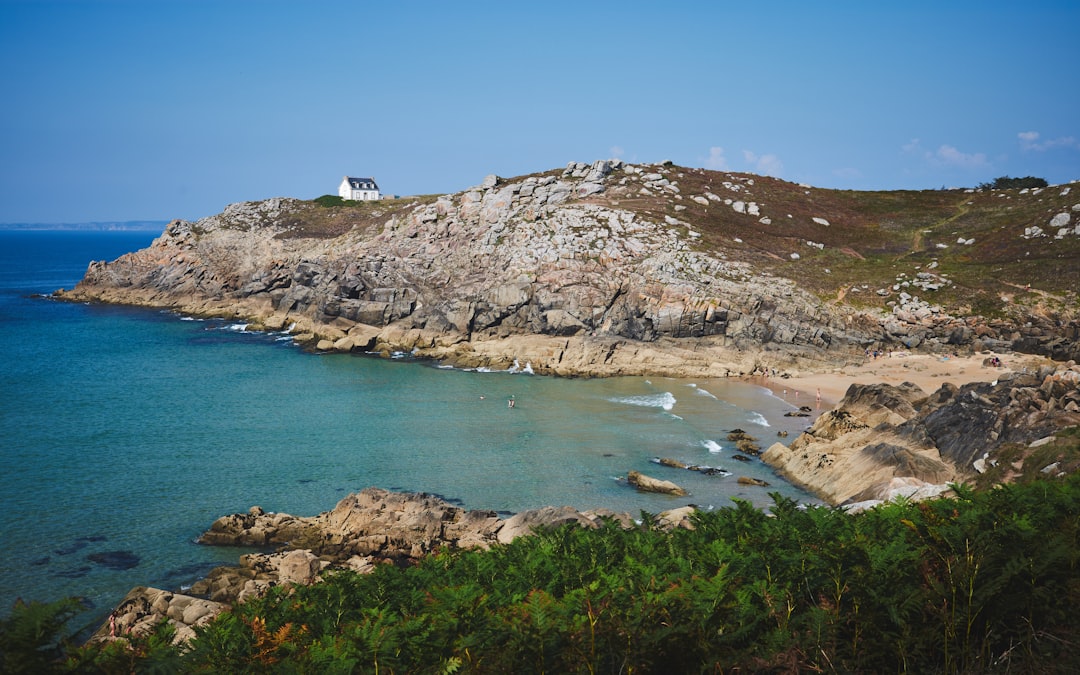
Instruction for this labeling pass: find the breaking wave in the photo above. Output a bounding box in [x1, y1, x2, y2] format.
[748, 411, 770, 427]
[609, 391, 676, 412]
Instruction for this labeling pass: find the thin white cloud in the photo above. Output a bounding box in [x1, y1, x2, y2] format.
[901, 138, 922, 154]
[1018, 131, 1079, 151]
[609, 145, 624, 159]
[705, 146, 728, 170]
[933, 144, 988, 168]
[902, 138, 990, 170]
[742, 150, 784, 177]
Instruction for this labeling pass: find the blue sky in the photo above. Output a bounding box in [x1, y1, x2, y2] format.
[2, 0, 1078, 223]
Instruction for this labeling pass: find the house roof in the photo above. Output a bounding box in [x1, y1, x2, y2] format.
[344, 176, 379, 191]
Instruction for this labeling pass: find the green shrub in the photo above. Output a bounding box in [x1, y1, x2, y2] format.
[976, 176, 1049, 191]
[0, 597, 84, 674]
[312, 195, 348, 207]
[47, 474, 1080, 672]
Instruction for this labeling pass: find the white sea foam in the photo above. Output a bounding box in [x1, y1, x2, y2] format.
[701, 439, 723, 453]
[222, 323, 250, 332]
[748, 411, 770, 427]
[692, 386, 718, 400]
[507, 359, 535, 374]
[609, 391, 676, 412]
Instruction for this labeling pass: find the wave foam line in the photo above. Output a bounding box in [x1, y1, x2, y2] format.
[608, 391, 676, 412]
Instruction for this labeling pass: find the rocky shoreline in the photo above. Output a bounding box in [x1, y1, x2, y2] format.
[762, 361, 1080, 506]
[90, 487, 695, 645]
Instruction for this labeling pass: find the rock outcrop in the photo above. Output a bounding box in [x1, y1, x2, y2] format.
[95, 487, 688, 644]
[197, 488, 645, 562]
[763, 363, 1080, 505]
[89, 587, 225, 646]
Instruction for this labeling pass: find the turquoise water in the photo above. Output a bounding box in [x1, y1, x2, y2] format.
[0, 230, 816, 623]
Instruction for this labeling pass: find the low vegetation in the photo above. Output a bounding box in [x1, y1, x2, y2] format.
[977, 176, 1050, 191]
[7, 474, 1078, 673]
[593, 168, 1079, 321]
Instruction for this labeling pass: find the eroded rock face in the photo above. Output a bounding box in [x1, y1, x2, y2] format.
[763, 365, 1080, 505]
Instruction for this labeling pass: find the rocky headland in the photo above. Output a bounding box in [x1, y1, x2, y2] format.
[56, 161, 1080, 378]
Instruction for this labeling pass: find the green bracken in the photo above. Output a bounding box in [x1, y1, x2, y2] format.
[8, 474, 1078, 673]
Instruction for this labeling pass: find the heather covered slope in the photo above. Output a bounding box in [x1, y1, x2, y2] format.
[58, 161, 1080, 374]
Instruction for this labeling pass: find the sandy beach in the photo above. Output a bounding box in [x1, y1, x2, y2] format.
[755, 351, 1058, 407]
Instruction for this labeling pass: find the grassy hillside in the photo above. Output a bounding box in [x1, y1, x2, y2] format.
[593, 167, 1079, 319]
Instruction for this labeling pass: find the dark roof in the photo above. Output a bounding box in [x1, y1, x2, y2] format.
[345, 176, 379, 191]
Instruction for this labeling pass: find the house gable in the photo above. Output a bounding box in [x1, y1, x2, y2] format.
[338, 176, 381, 201]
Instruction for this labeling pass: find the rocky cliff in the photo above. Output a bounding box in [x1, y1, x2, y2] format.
[762, 362, 1080, 506]
[57, 161, 1080, 376]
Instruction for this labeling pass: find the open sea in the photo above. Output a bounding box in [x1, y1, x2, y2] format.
[0, 229, 818, 629]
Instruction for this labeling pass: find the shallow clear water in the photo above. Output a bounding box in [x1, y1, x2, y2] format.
[0, 230, 817, 623]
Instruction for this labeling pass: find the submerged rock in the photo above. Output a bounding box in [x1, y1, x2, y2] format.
[87, 550, 140, 571]
[736, 476, 771, 487]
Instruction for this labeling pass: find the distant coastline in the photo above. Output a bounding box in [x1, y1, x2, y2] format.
[0, 221, 168, 232]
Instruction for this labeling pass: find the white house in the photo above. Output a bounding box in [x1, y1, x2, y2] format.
[338, 176, 381, 201]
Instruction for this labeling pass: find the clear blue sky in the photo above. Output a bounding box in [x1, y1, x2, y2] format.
[2, 0, 1078, 223]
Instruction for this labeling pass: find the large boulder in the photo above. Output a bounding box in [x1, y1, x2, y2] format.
[496, 506, 598, 545]
[627, 470, 688, 496]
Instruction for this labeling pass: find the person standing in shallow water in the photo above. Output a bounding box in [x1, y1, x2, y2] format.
[508, 396, 515, 408]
